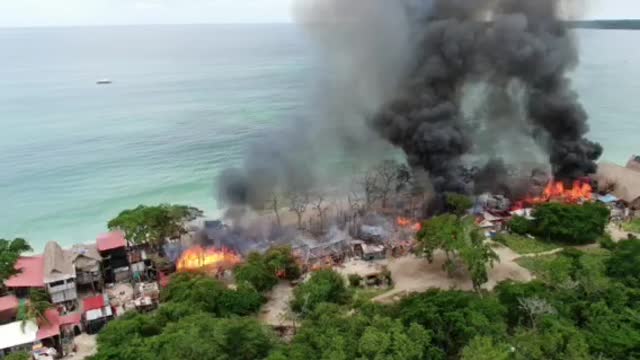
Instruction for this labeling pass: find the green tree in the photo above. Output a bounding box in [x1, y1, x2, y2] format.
[509, 216, 531, 235]
[264, 245, 301, 281]
[511, 317, 590, 360]
[291, 270, 350, 316]
[529, 202, 609, 244]
[234, 253, 279, 293]
[606, 238, 640, 287]
[150, 315, 277, 360]
[446, 193, 473, 217]
[416, 214, 459, 264]
[394, 290, 507, 357]
[417, 216, 498, 290]
[20, 289, 52, 330]
[460, 336, 511, 360]
[161, 272, 264, 316]
[0, 238, 32, 283]
[107, 204, 203, 247]
[285, 304, 441, 360]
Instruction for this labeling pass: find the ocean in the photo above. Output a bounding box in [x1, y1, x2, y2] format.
[0, 25, 639, 251]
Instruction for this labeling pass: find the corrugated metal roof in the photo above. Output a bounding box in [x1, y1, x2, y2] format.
[0, 320, 37, 350]
[5, 256, 45, 288]
[97, 231, 127, 252]
[83, 294, 106, 312]
[36, 308, 60, 340]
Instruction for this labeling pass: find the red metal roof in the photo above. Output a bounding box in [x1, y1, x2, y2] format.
[83, 295, 105, 312]
[0, 295, 19, 323]
[97, 231, 127, 252]
[36, 308, 60, 340]
[0, 295, 19, 313]
[5, 256, 45, 288]
[59, 312, 82, 327]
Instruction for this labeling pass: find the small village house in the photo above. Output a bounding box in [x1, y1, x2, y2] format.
[97, 231, 130, 283]
[43, 241, 77, 306]
[35, 308, 64, 356]
[83, 294, 114, 334]
[4, 256, 45, 298]
[70, 244, 103, 292]
[0, 320, 38, 357]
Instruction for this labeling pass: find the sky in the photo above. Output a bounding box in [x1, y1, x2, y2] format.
[0, 0, 639, 27]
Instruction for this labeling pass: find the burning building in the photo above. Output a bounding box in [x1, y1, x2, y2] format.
[176, 246, 242, 273]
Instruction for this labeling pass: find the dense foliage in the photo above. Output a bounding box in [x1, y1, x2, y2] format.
[291, 269, 350, 316]
[526, 203, 610, 245]
[0, 238, 32, 283]
[107, 204, 203, 247]
[91, 238, 640, 360]
[4, 352, 30, 360]
[161, 272, 265, 316]
[234, 246, 301, 292]
[606, 238, 640, 287]
[275, 303, 441, 360]
[90, 273, 271, 360]
[508, 216, 531, 236]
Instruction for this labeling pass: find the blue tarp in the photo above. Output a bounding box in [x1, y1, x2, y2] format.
[597, 194, 619, 204]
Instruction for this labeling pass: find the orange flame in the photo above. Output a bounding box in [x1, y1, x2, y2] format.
[177, 246, 242, 272]
[512, 179, 593, 210]
[396, 217, 422, 232]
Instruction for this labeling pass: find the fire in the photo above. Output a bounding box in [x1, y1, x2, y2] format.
[177, 246, 242, 272]
[396, 217, 422, 232]
[512, 179, 593, 210]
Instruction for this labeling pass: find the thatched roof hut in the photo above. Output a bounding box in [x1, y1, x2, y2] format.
[43, 241, 75, 284]
[593, 162, 640, 209]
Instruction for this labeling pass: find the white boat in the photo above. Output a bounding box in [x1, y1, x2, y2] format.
[96, 79, 112, 85]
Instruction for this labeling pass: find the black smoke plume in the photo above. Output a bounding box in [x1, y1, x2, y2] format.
[373, 0, 602, 195]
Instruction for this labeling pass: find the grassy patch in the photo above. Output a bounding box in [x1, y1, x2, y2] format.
[517, 249, 611, 287]
[495, 233, 561, 255]
[351, 288, 391, 307]
[517, 254, 567, 282]
[623, 219, 640, 233]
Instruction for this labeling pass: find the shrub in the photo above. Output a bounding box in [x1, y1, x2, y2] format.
[291, 270, 350, 315]
[599, 233, 617, 250]
[509, 216, 531, 235]
[348, 274, 363, 287]
[234, 253, 279, 293]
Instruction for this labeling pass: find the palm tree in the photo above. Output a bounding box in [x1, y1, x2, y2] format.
[21, 289, 52, 331]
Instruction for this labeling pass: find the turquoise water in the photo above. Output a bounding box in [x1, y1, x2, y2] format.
[1, 25, 639, 251]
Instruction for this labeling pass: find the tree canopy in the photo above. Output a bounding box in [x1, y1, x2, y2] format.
[160, 272, 264, 317]
[234, 246, 301, 293]
[416, 216, 498, 290]
[606, 238, 640, 288]
[291, 270, 350, 316]
[279, 303, 441, 360]
[527, 202, 610, 244]
[0, 238, 32, 283]
[107, 204, 203, 247]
